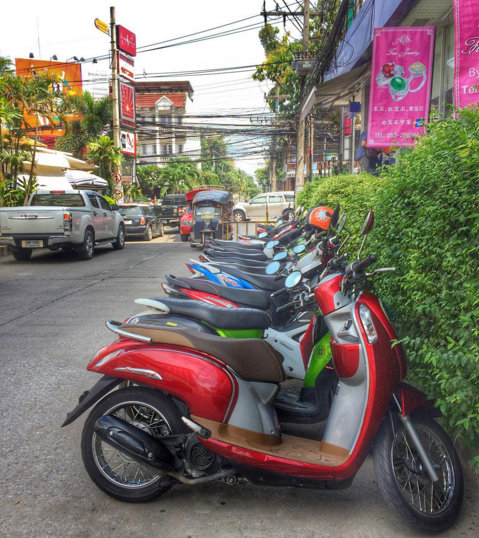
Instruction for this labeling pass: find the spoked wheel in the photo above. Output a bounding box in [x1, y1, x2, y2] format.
[374, 413, 463, 533]
[81, 387, 185, 502]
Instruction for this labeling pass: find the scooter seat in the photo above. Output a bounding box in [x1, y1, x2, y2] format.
[215, 268, 284, 292]
[118, 323, 286, 383]
[165, 275, 271, 310]
[146, 297, 271, 330]
[203, 248, 269, 261]
[205, 239, 265, 250]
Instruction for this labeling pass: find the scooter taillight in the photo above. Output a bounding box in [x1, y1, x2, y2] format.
[186, 264, 196, 274]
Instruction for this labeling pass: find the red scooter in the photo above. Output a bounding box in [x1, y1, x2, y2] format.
[63, 211, 463, 534]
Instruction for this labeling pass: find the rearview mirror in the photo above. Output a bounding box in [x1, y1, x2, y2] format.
[360, 210, 374, 235]
[258, 232, 268, 239]
[273, 251, 288, 261]
[292, 244, 306, 254]
[285, 271, 302, 289]
[265, 261, 281, 275]
[337, 214, 347, 233]
[265, 240, 279, 249]
[330, 203, 340, 228]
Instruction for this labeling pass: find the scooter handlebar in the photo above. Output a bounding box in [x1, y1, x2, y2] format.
[351, 254, 377, 273]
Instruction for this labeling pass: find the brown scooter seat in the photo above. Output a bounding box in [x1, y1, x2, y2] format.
[118, 323, 286, 384]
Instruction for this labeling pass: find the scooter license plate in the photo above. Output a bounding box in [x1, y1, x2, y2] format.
[21, 239, 43, 248]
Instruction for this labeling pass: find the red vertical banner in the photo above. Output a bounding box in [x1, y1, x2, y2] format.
[454, 0, 479, 108]
[119, 80, 136, 128]
[367, 27, 435, 148]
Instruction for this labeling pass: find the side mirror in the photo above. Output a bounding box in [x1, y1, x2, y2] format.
[360, 210, 374, 235]
[276, 219, 283, 226]
[330, 203, 340, 228]
[292, 244, 306, 254]
[258, 232, 268, 239]
[285, 271, 302, 288]
[273, 251, 288, 261]
[337, 214, 347, 233]
[265, 240, 279, 249]
[265, 261, 281, 275]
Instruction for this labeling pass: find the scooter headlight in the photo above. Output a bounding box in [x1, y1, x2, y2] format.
[359, 303, 377, 344]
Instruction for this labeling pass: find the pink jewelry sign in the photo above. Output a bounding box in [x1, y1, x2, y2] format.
[367, 27, 435, 148]
[454, 0, 479, 108]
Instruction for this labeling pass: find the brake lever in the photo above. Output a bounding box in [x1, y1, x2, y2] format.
[366, 267, 396, 277]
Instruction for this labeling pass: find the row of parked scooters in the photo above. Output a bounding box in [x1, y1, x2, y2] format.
[63, 206, 463, 534]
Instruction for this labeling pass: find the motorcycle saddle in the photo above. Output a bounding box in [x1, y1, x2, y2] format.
[142, 297, 271, 330]
[165, 275, 271, 310]
[205, 239, 265, 250]
[118, 323, 286, 383]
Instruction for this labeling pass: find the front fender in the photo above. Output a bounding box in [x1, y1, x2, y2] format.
[61, 375, 122, 427]
[395, 382, 440, 417]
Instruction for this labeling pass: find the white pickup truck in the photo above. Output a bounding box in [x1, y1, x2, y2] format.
[0, 189, 125, 261]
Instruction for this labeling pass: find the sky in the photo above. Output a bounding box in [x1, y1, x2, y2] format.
[0, 0, 302, 176]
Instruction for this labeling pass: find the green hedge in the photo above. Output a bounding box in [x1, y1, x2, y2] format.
[299, 108, 479, 468]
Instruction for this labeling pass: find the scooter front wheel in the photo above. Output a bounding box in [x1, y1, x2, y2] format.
[373, 412, 463, 533]
[81, 387, 184, 502]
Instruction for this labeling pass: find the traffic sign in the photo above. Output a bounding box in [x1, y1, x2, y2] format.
[94, 18, 110, 36]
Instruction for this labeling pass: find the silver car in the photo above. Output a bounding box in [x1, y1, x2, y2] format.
[232, 191, 295, 222]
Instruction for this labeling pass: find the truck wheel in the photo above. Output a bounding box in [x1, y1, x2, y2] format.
[12, 247, 32, 261]
[112, 224, 125, 250]
[233, 210, 246, 222]
[143, 225, 153, 241]
[78, 230, 94, 260]
[180, 234, 189, 242]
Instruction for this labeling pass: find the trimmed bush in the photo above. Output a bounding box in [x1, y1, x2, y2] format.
[299, 108, 479, 468]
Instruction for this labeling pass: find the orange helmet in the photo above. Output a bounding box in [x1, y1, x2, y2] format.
[307, 206, 334, 230]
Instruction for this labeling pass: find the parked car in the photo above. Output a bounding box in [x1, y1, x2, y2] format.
[232, 191, 295, 222]
[0, 189, 125, 261]
[118, 204, 164, 241]
[155, 193, 187, 228]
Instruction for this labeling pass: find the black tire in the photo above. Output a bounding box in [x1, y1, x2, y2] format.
[12, 247, 32, 261]
[112, 224, 125, 250]
[233, 210, 246, 222]
[143, 225, 153, 241]
[77, 229, 95, 260]
[373, 412, 463, 533]
[180, 234, 189, 242]
[81, 386, 186, 503]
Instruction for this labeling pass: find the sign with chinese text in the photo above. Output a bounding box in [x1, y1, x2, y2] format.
[117, 25, 136, 56]
[454, 0, 479, 108]
[367, 27, 435, 148]
[15, 58, 83, 137]
[119, 80, 136, 127]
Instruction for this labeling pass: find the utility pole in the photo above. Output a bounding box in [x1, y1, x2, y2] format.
[110, 7, 120, 152]
[294, 0, 310, 195]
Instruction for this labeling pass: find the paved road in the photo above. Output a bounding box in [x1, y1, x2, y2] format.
[0, 234, 477, 538]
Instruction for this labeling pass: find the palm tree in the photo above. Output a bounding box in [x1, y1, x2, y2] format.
[86, 135, 123, 194]
[55, 91, 112, 158]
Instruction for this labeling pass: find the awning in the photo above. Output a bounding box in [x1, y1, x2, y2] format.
[64, 169, 108, 188]
[18, 174, 72, 190]
[23, 151, 71, 169]
[301, 64, 369, 119]
[65, 154, 96, 171]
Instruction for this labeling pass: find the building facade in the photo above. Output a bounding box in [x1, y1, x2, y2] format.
[135, 80, 194, 167]
[302, 0, 461, 171]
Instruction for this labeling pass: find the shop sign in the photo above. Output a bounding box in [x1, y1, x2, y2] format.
[367, 27, 435, 148]
[454, 0, 479, 108]
[120, 131, 136, 155]
[117, 25, 136, 56]
[119, 80, 135, 128]
[118, 53, 134, 82]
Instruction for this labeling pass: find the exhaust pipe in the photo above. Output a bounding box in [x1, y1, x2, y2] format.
[94, 415, 174, 472]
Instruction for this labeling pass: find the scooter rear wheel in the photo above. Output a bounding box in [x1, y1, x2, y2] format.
[81, 387, 185, 502]
[373, 412, 463, 533]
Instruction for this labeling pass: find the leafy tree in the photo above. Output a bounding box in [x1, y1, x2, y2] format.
[55, 92, 112, 158]
[86, 135, 123, 194]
